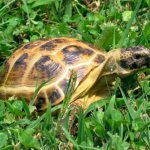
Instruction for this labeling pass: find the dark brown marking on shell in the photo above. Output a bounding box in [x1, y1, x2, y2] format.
[36, 56, 50, 65]
[53, 39, 68, 43]
[4, 61, 10, 72]
[40, 41, 56, 50]
[62, 45, 94, 64]
[72, 66, 91, 83]
[34, 90, 47, 110]
[76, 67, 89, 82]
[94, 54, 105, 64]
[24, 43, 33, 49]
[40, 39, 67, 50]
[34, 56, 62, 79]
[48, 89, 61, 104]
[23, 41, 41, 49]
[35, 97, 46, 110]
[14, 53, 28, 67]
[59, 79, 69, 93]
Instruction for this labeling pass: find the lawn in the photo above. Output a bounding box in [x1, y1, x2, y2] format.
[0, 0, 150, 149]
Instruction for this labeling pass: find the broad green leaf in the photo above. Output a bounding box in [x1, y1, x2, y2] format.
[107, 132, 130, 150]
[132, 119, 150, 131]
[122, 11, 133, 22]
[64, 0, 72, 18]
[0, 132, 8, 148]
[12, 101, 23, 115]
[144, 22, 150, 37]
[18, 128, 39, 149]
[95, 26, 121, 50]
[111, 109, 124, 123]
[3, 112, 15, 124]
[94, 124, 105, 137]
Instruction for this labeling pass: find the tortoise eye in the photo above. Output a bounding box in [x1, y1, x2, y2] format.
[134, 54, 141, 59]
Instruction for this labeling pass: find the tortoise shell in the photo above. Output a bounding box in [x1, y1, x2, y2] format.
[0, 37, 106, 110]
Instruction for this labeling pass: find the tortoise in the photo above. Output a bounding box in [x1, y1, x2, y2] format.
[0, 37, 150, 111]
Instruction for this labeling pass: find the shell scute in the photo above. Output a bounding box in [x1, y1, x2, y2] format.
[0, 37, 106, 109]
[93, 54, 105, 64]
[73, 66, 91, 82]
[31, 56, 63, 84]
[35, 91, 47, 110]
[35, 56, 50, 69]
[35, 97, 46, 110]
[40, 41, 56, 51]
[6, 53, 29, 85]
[14, 53, 28, 67]
[40, 38, 68, 51]
[48, 88, 61, 104]
[23, 41, 41, 49]
[59, 78, 69, 94]
[61, 45, 94, 65]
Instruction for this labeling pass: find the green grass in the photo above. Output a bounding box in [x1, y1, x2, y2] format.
[0, 0, 150, 149]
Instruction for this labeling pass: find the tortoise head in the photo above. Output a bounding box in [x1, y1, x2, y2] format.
[111, 46, 150, 76]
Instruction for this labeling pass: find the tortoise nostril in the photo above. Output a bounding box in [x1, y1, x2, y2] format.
[145, 56, 150, 62]
[145, 57, 150, 66]
[130, 62, 139, 69]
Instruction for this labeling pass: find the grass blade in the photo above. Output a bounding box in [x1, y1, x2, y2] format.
[118, 0, 142, 47]
[119, 86, 137, 120]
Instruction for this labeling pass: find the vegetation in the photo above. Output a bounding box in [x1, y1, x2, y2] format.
[0, 0, 150, 149]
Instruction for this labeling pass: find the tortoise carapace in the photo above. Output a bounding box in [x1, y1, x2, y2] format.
[0, 37, 150, 110]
